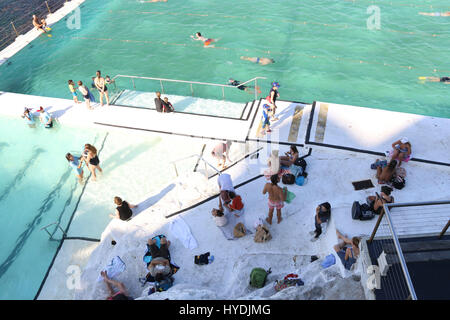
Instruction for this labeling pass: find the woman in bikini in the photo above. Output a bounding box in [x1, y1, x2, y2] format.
[83, 144, 103, 181]
[279, 145, 299, 167]
[391, 138, 412, 166]
[366, 186, 394, 215]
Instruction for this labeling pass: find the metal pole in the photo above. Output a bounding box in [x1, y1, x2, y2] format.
[222, 86, 225, 100]
[384, 206, 418, 300]
[438, 219, 450, 239]
[11, 22, 19, 37]
[45, 1, 51, 14]
[132, 78, 135, 89]
[369, 208, 385, 244]
[160, 80, 165, 94]
[190, 83, 193, 96]
[254, 79, 257, 101]
[173, 163, 179, 177]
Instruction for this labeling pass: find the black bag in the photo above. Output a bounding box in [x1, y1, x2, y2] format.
[392, 176, 405, 190]
[352, 201, 361, 220]
[294, 158, 307, 171]
[282, 173, 295, 185]
[352, 201, 374, 220]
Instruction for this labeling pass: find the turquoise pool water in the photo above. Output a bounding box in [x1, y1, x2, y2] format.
[0, 116, 106, 300]
[0, 0, 449, 117]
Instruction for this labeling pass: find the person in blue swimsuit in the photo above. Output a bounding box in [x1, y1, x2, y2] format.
[66, 153, 84, 184]
[334, 230, 360, 270]
[260, 103, 272, 135]
[21, 107, 36, 128]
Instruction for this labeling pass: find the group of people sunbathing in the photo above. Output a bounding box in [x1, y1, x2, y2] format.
[374, 138, 412, 184]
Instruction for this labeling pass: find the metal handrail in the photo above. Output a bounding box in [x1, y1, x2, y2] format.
[170, 153, 221, 178]
[41, 221, 67, 240]
[111, 75, 267, 101]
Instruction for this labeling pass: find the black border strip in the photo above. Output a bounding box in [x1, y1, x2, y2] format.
[245, 98, 263, 141]
[207, 147, 264, 179]
[165, 174, 264, 219]
[239, 102, 249, 120]
[247, 138, 304, 147]
[278, 99, 311, 105]
[193, 144, 206, 173]
[63, 237, 101, 242]
[94, 122, 247, 144]
[304, 101, 316, 144]
[34, 133, 109, 300]
[244, 99, 256, 121]
[111, 102, 250, 122]
[110, 89, 125, 105]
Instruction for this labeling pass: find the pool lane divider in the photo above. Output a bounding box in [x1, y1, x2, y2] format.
[34, 132, 109, 300]
[304, 101, 450, 167]
[165, 174, 264, 219]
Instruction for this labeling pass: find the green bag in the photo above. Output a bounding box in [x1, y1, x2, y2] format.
[250, 268, 271, 288]
[284, 190, 296, 204]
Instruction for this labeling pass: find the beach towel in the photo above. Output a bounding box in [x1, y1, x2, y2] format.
[169, 216, 198, 250]
[218, 211, 253, 240]
[321, 254, 336, 269]
[97, 256, 126, 282]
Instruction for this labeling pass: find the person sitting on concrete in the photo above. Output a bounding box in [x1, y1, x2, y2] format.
[279, 145, 299, 167]
[109, 196, 137, 221]
[154, 91, 164, 112]
[376, 159, 397, 184]
[310, 202, 331, 241]
[162, 97, 174, 113]
[211, 141, 232, 169]
[101, 271, 132, 300]
[147, 237, 172, 281]
[32, 15, 46, 33]
[390, 137, 412, 166]
[333, 230, 360, 271]
[366, 186, 394, 215]
[227, 191, 245, 217]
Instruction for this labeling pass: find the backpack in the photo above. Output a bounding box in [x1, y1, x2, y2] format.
[294, 158, 307, 171]
[352, 201, 375, 221]
[392, 176, 405, 190]
[295, 175, 307, 186]
[282, 173, 295, 185]
[254, 225, 272, 243]
[250, 268, 271, 288]
[148, 276, 174, 295]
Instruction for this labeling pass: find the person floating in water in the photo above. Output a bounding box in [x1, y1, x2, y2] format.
[190, 32, 218, 47]
[419, 76, 450, 84]
[240, 56, 275, 65]
[419, 12, 450, 17]
[32, 15, 47, 33]
[21, 107, 36, 128]
[228, 78, 261, 95]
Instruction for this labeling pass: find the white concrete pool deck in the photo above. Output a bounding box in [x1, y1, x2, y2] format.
[1, 91, 449, 300]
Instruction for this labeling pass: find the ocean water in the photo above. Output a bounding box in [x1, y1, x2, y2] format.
[0, 0, 449, 117]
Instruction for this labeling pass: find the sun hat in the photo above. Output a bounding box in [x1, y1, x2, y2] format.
[37, 106, 44, 112]
[400, 137, 409, 144]
[272, 81, 280, 88]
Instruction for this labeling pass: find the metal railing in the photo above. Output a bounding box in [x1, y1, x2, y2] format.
[41, 221, 67, 241]
[368, 200, 450, 300]
[170, 153, 221, 179]
[111, 75, 266, 102]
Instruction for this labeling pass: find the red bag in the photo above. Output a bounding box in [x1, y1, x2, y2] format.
[230, 195, 244, 211]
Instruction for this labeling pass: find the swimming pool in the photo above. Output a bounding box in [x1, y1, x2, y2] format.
[0, 0, 449, 117]
[0, 115, 106, 300]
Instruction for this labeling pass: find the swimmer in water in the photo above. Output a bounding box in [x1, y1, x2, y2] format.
[228, 78, 261, 95]
[191, 32, 218, 47]
[420, 76, 450, 83]
[240, 56, 275, 65]
[32, 15, 47, 33]
[419, 12, 450, 17]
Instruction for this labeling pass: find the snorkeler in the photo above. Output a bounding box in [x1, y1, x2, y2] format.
[419, 12, 450, 17]
[21, 107, 36, 128]
[228, 78, 261, 95]
[191, 32, 218, 47]
[32, 15, 46, 33]
[419, 76, 450, 83]
[240, 56, 275, 65]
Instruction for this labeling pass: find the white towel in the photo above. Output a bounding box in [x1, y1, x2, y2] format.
[169, 216, 198, 250]
[97, 256, 126, 282]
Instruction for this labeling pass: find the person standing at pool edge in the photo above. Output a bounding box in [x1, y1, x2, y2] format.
[83, 144, 103, 181]
[37, 107, 53, 128]
[78, 81, 93, 110]
[263, 174, 287, 225]
[68, 80, 81, 104]
[94, 70, 110, 106]
[267, 82, 280, 121]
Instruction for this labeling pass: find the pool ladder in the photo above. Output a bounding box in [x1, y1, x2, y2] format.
[41, 222, 67, 241]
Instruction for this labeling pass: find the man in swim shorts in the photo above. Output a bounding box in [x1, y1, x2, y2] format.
[37, 106, 53, 128]
[262, 174, 287, 224]
[211, 141, 232, 169]
[154, 91, 164, 112]
[94, 70, 110, 106]
[421, 76, 450, 83]
[240, 56, 275, 65]
[228, 78, 261, 95]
